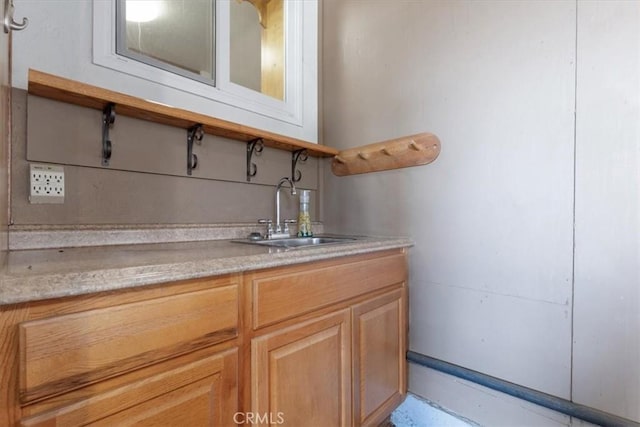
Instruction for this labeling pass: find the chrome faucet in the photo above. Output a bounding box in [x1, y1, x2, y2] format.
[257, 177, 297, 239]
[273, 177, 296, 239]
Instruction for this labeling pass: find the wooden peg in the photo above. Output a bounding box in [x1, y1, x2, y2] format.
[358, 152, 370, 160]
[409, 140, 422, 151]
[381, 147, 392, 156]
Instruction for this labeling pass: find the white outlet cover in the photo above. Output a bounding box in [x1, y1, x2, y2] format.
[29, 163, 65, 204]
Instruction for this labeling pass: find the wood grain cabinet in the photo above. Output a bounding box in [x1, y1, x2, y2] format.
[252, 310, 353, 427]
[0, 249, 407, 426]
[20, 349, 238, 427]
[0, 275, 241, 427]
[353, 290, 406, 426]
[245, 249, 408, 427]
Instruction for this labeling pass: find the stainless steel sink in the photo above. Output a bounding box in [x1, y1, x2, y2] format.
[232, 236, 358, 249]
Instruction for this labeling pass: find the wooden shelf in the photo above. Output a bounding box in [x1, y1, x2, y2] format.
[27, 69, 339, 158]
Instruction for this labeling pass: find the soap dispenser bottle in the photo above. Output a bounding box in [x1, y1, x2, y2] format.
[297, 190, 313, 237]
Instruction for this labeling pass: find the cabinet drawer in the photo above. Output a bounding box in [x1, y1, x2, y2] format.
[20, 349, 238, 427]
[19, 284, 239, 403]
[251, 252, 406, 329]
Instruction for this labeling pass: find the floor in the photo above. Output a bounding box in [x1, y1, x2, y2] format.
[391, 394, 475, 427]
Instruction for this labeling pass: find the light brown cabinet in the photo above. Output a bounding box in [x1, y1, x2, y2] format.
[0, 249, 407, 426]
[0, 275, 241, 427]
[353, 290, 406, 426]
[252, 310, 352, 426]
[245, 250, 407, 427]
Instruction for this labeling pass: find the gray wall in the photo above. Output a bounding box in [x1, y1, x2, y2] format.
[11, 89, 318, 225]
[322, 0, 638, 424]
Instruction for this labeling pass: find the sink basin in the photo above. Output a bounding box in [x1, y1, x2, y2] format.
[232, 236, 358, 249]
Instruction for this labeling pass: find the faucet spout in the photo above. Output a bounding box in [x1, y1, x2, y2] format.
[274, 177, 296, 238]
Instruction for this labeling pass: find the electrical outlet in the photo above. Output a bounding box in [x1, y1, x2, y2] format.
[29, 163, 65, 204]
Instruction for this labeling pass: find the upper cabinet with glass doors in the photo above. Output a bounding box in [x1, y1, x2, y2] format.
[112, 0, 304, 123]
[11, 0, 318, 142]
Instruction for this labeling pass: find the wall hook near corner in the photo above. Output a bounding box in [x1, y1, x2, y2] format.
[246, 138, 264, 182]
[101, 103, 115, 166]
[186, 124, 204, 176]
[292, 149, 308, 182]
[3, 0, 28, 33]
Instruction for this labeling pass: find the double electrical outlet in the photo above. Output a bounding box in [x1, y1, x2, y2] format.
[29, 163, 65, 204]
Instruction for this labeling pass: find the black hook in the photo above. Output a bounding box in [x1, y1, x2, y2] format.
[187, 124, 204, 175]
[292, 149, 308, 183]
[102, 103, 115, 166]
[247, 138, 264, 182]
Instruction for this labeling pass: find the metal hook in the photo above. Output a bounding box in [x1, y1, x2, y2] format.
[187, 124, 203, 175]
[101, 103, 115, 166]
[246, 138, 264, 182]
[3, 0, 28, 33]
[292, 149, 308, 183]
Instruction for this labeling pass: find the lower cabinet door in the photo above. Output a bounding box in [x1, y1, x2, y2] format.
[252, 310, 352, 427]
[352, 289, 406, 426]
[20, 349, 238, 427]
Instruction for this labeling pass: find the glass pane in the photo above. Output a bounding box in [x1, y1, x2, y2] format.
[230, 1, 261, 93]
[230, 0, 284, 100]
[121, 0, 215, 81]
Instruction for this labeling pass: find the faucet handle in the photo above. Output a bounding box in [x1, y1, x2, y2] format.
[283, 219, 297, 234]
[258, 219, 274, 238]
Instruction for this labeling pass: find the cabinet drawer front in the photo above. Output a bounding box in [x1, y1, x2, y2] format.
[252, 252, 406, 329]
[21, 349, 238, 427]
[19, 284, 238, 403]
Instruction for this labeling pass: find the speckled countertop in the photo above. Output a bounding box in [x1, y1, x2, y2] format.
[0, 235, 412, 306]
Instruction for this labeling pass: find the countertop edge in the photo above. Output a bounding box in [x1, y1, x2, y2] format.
[0, 239, 412, 306]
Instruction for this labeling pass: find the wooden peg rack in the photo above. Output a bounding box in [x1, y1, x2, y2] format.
[27, 70, 441, 178]
[331, 133, 441, 176]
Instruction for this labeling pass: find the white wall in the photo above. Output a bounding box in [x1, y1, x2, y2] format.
[322, 0, 639, 423]
[0, 0, 9, 251]
[573, 1, 640, 420]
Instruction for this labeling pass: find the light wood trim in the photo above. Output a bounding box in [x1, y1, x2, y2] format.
[19, 285, 239, 403]
[331, 133, 441, 176]
[250, 252, 406, 329]
[20, 348, 238, 427]
[352, 289, 407, 426]
[27, 69, 338, 158]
